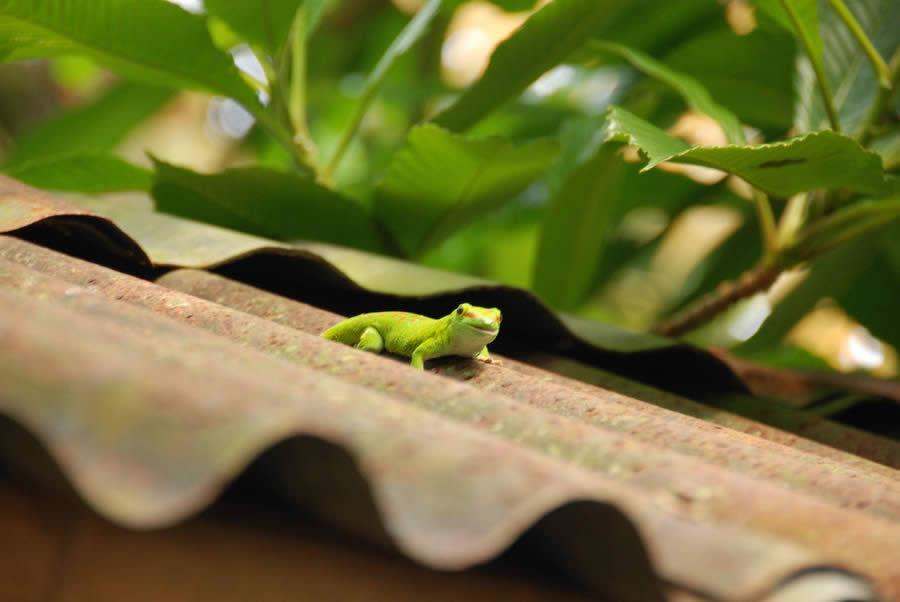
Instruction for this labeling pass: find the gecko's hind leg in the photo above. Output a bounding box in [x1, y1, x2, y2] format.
[356, 326, 384, 353]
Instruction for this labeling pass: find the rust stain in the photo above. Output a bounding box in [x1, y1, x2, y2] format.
[0, 175, 93, 229]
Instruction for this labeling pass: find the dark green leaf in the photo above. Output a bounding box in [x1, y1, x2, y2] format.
[793, 0, 900, 134]
[606, 105, 892, 197]
[533, 129, 627, 309]
[753, 0, 822, 62]
[3, 82, 172, 168]
[0, 0, 260, 110]
[838, 249, 900, 352]
[592, 40, 745, 144]
[375, 124, 558, 256]
[433, 0, 634, 132]
[441, 0, 535, 12]
[4, 153, 151, 192]
[151, 160, 383, 252]
[663, 27, 795, 131]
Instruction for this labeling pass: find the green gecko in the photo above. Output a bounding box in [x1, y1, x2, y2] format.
[321, 303, 502, 370]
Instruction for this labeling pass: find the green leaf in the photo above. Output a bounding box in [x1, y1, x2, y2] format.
[785, 196, 900, 262]
[0, 0, 260, 110]
[204, 0, 334, 55]
[870, 129, 900, 170]
[736, 236, 879, 354]
[441, 0, 534, 12]
[205, 0, 298, 55]
[793, 0, 900, 134]
[605, 105, 892, 197]
[375, 124, 558, 256]
[151, 160, 384, 252]
[2, 82, 172, 168]
[533, 118, 627, 309]
[754, 0, 823, 61]
[662, 27, 795, 131]
[841, 226, 900, 350]
[4, 153, 152, 192]
[592, 40, 745, 144]
[325, 0, 443, 178]
[433, 0, 634, 132]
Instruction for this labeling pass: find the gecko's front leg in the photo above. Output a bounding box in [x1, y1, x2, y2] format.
[475, 346, 502, 365]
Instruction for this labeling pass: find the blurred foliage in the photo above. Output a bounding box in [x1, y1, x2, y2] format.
[0, 0, 898, 376]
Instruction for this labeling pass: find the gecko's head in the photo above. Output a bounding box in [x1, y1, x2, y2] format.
[450, 303, 502, 344]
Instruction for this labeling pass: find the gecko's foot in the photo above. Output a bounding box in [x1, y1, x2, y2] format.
[478, 356, 503, 366]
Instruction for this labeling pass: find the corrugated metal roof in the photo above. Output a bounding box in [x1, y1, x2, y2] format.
[1, 176, 899, 601]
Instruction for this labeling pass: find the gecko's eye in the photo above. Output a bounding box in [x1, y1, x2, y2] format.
[456, 306, 464, 315]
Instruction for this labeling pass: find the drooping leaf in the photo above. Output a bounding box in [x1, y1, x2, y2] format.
[792, 0, 900, 135]
[433, 0, 636, 132]
[533, 120, 627, 309]
[4, 154, 152, 192]
[662, 27, 795, 131]
[2, 82, 172, 168]
[151, 160, 384, 252]
[0, 0, 260, 110]
[375, 124, 558, 256]
[605, 105, 892, 197]
[592, 40, 745, 144]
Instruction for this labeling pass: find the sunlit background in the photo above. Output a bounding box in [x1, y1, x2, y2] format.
[0, 0, 894, 378]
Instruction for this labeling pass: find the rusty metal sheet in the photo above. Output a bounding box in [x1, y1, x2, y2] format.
[0, 237, 898, 601]
[0, 269, 835, 602]
[512, 352, 900, 471]
[2, 237, 897, 509]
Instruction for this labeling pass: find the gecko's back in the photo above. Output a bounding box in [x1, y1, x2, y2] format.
[321, 311, 444, 356]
